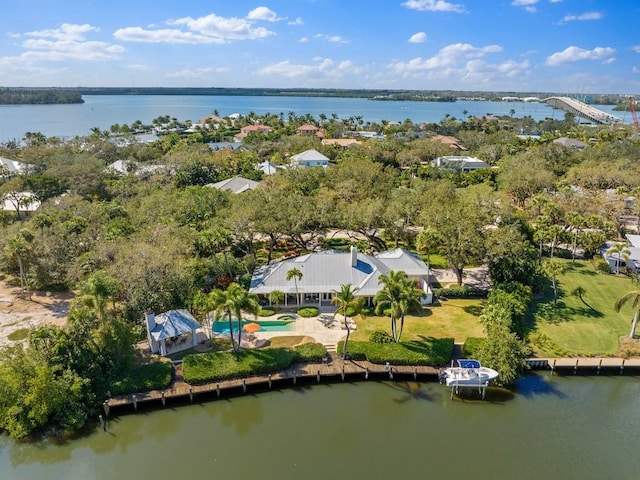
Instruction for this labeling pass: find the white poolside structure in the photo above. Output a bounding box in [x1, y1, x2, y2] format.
[144, 309, 202, 356]
[249, 246, 433, 307]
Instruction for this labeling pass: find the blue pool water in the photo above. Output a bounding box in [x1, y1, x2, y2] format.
[212, 319, 294, 334]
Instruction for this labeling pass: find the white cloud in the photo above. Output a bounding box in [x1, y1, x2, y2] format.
[127, 64, 148, 71]
[313, 34, 348, 43]
[385, 43, 525, 87]
[258, 57, 362, 81]
[561, 11, 603, 23]
[512, 0, 537, 12]
[299, 37, 309, 43]
[165, 67, 229, 78]
[633, 67, 640, 74]
[9, 23, 124, 62]
[288, 17, 304, 26]
[115, 10, 277, 44]
[402, 0, 466, 13]
[246, 7, 280, 22]
[632, 46, 640, 53]
[545, 46, 615, 66]
[409, 32, 428, 43]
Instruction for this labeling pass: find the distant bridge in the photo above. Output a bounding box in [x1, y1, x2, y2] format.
[542, 96, 621, 125]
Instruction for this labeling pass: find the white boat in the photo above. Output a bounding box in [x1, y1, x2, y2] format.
[440, 359, 499, 387]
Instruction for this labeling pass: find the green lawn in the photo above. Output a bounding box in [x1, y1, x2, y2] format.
[352, 298, 486, 343]
[530, 259, 637, 355]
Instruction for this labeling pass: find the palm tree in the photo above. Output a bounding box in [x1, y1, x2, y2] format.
[268, 290, 285, 310]
[565, 212, 585, 263]
[374, 270, 424, 342]
[607, 243, 631, 275]
[543, 259, 567, 306]
[615, 285, 640, 339]
[79, 270, 119, 325]
[5, 233, 32, 299]
[208, 283, 260, 352]
[331, 284, 364, 359]
[286, 268, 303, 306]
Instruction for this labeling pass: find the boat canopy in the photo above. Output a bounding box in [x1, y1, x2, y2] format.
[457, 360, 481, 369]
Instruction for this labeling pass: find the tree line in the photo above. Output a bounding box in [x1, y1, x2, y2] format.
[0, 88, 83, 105]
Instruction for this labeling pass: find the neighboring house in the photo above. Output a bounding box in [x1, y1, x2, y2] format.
[104, 160, 171, 177]
[234, 124, 271, 141]
[290, 149, 330, 168]
[431, 135, 467, 151]
[208, 141, 243, 151]
[321, 138, 362, 148]
[553, 137, 588, 150]
[601, 238, 640, 273]
[207, 176, 259, 194]
[296, 124, 320, 136]
[0, 157, 34, 176]
[431, 156, 490, 172]
[144, 309, 202, 356]
[249, 246, 433, 307]
[256, 161, 279, 175]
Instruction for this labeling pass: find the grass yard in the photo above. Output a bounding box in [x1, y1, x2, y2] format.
[530, 259, 638, 355]
[351, 298, 485, 343]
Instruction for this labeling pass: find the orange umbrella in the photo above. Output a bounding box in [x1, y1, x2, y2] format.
[243, 322, 261, 334]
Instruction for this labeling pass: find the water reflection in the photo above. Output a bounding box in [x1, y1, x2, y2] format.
[515, 372, 566, 398]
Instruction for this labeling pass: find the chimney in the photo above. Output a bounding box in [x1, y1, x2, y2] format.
[350, 245, 358, 267]
[144, 311, 157, 352]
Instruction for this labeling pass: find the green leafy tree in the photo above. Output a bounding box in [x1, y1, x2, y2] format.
[78, 270, 120, 325]
[476, 322, 528, 387]
[374, 270, 423, 342]
[331, 284, 364, 359]
[208, 283, 260, 352]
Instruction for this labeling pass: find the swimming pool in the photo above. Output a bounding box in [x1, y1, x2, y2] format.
[212, 319, 295, 335]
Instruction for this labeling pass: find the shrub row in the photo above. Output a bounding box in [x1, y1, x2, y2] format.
[462, 337, 485, 358]
[258, 306, 276, 317]
[297, 306, 320, 317]
[110, 360, 173, 395]
[433, 285, 488, 299]
[182, 343, 328, 384]
[338, 338, 454, 366]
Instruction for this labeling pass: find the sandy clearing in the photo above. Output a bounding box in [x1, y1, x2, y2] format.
[0, 280, 72, 347]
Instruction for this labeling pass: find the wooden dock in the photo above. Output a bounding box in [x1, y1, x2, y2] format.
[104, 356, 440, 415]
[102, 356, 640, 417]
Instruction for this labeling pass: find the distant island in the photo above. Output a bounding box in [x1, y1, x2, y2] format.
[0, 86, 627, 106]
[0, 88, 84, 105]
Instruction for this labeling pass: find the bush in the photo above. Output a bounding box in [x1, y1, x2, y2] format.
[433, 285, 488, 299]
[182, 348, 297, 384]
[294, 343, 327, 362]
[338, 338, 454, 365]
[110, 360, 173, 395]
[297, 306, 320, 317]
[594, 257, 611, 274]
[462, 337, 485, 358]
[258, 306, 276, 317]
[370, 330, 394, 344]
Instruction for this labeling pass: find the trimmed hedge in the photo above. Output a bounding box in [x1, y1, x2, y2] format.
[110, 360, 173, 395]
[182, 348, 297, 384]
[433, 285, 488, 299]
[462, 337, 485, 358]
[258, 306, 276, 317]
[297, 306, 320, 317]
[294, 343, 327, 362]
[338, 338, 454, 366]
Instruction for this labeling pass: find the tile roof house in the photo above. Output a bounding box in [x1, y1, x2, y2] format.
[249, 246, 433, 306]
[431, 135, 467, 150]
[290, 149, 330, 168]
[553, 137, 588, 150]
[234, 124, 272, 141]
[321, 138, 362, 148]
[208, 176, 259, 194]
[296, 124, 320, 136]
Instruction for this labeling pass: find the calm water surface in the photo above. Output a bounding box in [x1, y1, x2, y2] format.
[1, 374, 639, 480]
[0, 95, 626, 142]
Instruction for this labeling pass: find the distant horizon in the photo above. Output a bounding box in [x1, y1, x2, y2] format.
[1, 86, 635, 98]
[1, 1, 637, 94]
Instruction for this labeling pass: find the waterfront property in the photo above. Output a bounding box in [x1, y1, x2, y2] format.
[249, 246, 433, 307]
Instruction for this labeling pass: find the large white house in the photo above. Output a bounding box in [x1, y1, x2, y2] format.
[431, 155, 490, 172]
[250, 246, 433, 307]
[290, 149, 330, 168]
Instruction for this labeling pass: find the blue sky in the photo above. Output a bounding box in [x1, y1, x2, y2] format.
[0, 0, 638, 93]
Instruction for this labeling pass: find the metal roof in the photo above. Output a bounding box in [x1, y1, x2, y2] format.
[150, 309, 201, 341]
[250, 248, 428, 296]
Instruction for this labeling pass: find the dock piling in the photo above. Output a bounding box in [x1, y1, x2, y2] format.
[243, 379, 246, 393]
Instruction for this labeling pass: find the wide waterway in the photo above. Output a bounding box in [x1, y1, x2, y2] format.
[1, 373, 640, 480]
[0, 95, 627, 142]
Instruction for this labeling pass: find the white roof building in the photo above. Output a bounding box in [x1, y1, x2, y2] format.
[290, 149, 330, 168]
[208, 176, 259, 194]
[256, 161, 278, 175]
[250, 246, 433, 306]
[432, 156, 490, 172]
[0, 157, 34, 175]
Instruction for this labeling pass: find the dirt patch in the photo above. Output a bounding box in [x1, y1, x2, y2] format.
[0, 279, 72, 347]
